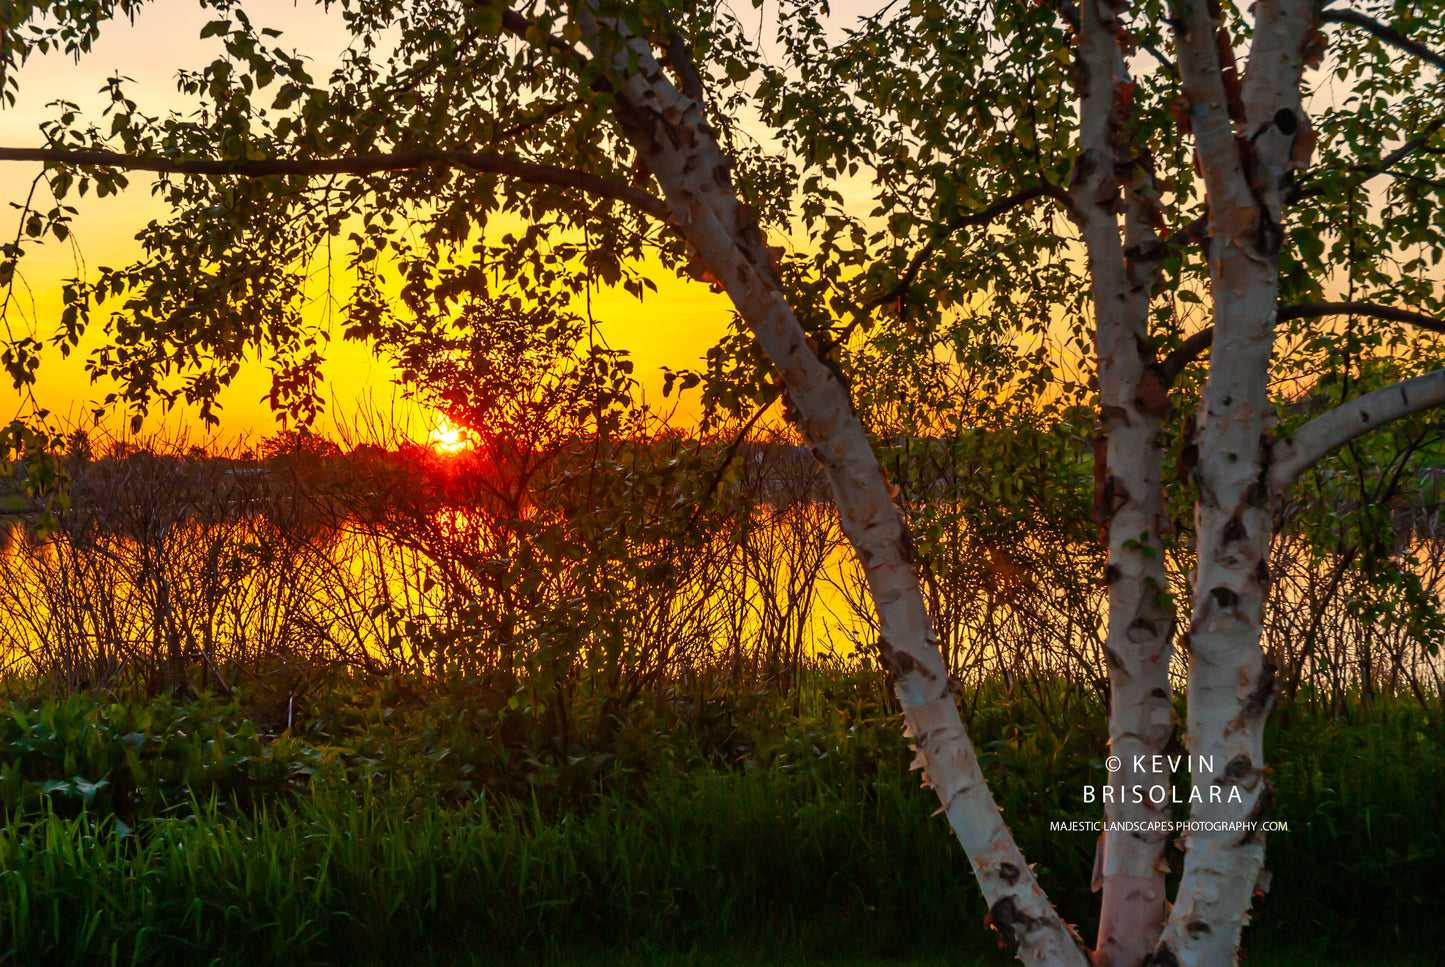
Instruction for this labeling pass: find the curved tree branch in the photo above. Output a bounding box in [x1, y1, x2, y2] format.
[1158, 300, 1445, 384]
[1355, 114, 1445, 180]
[861, 183, 1074, 311]
[0, 145, 670, 221]
[1157, 326, 1216, 385]
[1286, 301, 1445, 332]
[813, 183, 1076, 357]
[658, 6, 706, 104]
[1320, 9, 1445, 71]
[1289, 114, 1445, 205]
[1270, 367, 1445, 497]
[499, 8, 592, 70]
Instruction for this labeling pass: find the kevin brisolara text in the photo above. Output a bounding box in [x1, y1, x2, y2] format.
[1049, 820, 1290, 833]
[1084, 783, 1242, 804]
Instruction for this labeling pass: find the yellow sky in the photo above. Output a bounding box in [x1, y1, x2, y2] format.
[0, 0, 747, 446]
[4, 1, 1411, 452]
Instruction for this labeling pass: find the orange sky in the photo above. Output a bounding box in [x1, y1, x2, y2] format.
[0, 0, 744, 447]
[4, 1, 1405, 454]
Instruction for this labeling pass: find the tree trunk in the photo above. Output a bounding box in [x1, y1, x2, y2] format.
[1157, 2, 1313, 962]
[1072, 5, 1176, 963]
[573, 9, 1088, 965]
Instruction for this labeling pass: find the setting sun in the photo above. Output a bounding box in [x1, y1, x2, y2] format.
[428, 415, 473, 453]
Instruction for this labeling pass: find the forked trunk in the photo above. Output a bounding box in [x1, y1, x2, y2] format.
[1155, 1, 1314, 963]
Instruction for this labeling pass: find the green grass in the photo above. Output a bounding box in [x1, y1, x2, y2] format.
[1, 771, 994, 966]
[0, 670, 1439, 965]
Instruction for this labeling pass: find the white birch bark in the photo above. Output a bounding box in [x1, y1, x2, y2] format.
[568, 9, 1088, 966]
[1270, 368, 1445, 497]
[1071, 4, 1176, 965]
[1157, 2, 1314, 964]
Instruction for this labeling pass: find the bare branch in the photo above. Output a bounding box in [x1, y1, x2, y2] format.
[0, 145, 670, 221]
[1139, 42, 1176, 76]
[1282, 301, 1445, 333]
[1289, 115, 1445, 205]
[1158, 301, 1445, 384]
[1270, 367, 1445, 496]
[1320, 9, 1445, 71]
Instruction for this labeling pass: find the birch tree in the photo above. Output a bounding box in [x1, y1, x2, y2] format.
[3, 1, 1445, 966]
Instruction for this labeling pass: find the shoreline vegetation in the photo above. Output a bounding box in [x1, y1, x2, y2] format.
[5, 427, 1442, 706]
[2, 431, 1441, 964]
[1, 666, 1439, 966]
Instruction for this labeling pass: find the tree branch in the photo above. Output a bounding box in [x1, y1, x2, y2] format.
[862, 183, 1073, 311]
[1270, 367, 1445, 496]
[683, 385, 781, 536]
[1288, 114, 1445, 205]
[1161, 210, 1209, 257]
[1157, 301, 1445, 384]
[1357, 115, 1445, 180]
[1377, 168, 1445, 192]
[1157, 326, 1216, 385]
[1320, 9, 1445, 71]
[0, 145, 670, 221]
[658, 6, 706, 105]
[499, 8, 592, 70]
[490, 100, 580, 145]
[813, 184, 1075, 355]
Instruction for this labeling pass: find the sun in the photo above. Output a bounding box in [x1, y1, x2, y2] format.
[428, 414, 473, 453]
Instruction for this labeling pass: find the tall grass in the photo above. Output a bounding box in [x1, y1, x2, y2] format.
[0, 671, 1439, 965]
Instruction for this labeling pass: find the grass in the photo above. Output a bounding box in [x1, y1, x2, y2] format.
[0, 669, 1439, 965]
[0, 770, 992, 965]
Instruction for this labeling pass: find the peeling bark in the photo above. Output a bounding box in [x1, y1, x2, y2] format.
[7, 4, 1445, 965]
[1156, 2, 1315, 964]
[1070, 4, 1177, 965]
[573, 8, 1087, 966]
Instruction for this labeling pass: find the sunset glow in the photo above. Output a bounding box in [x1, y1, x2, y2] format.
[428, 415, 473, 453]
